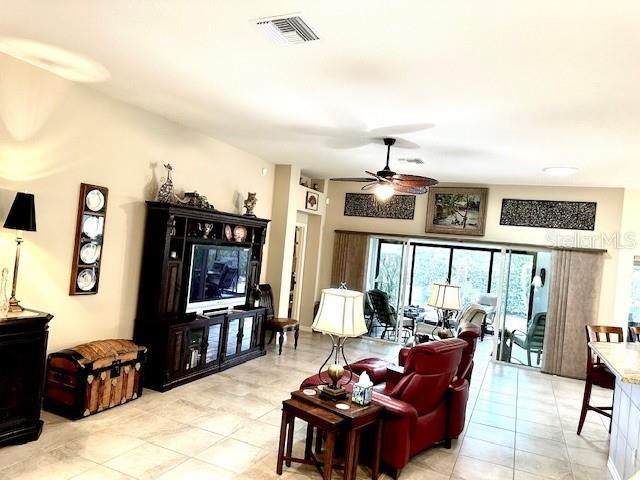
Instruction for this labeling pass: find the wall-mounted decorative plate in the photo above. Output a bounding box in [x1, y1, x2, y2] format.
[82, 216, 103, 239]
[85, 189, 105, 212]
[77, 269, 97, 291]
[70, 183, 109, 295]
[80, 242, 101, 264]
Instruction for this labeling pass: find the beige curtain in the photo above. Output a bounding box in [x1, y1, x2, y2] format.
[541, 249, 604, 379]
[331, 232, 369, 291]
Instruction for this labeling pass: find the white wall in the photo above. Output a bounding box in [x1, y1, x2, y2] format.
[0, 56, 274, 352]
[319, 182, 627, 325]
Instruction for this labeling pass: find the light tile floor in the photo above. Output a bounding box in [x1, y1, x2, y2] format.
[0, 332, 614, 479]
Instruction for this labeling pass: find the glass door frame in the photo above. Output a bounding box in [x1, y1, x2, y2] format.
[491, 247, 549, 369]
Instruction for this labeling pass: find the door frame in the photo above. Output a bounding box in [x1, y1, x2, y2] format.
[290, 223, 307, 321]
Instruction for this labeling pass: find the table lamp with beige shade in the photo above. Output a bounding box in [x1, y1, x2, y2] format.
[312, 288, 368, 401]
[427, 283, 461, 339]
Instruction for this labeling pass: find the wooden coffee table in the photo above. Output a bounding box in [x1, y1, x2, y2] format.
[277, 388, 384, 480]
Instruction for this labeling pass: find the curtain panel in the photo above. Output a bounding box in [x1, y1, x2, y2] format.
[541, 249, 604, 379]
[331, 232, 369, 291]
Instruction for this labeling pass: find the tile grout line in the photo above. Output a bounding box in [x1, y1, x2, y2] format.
[448, 356, 492, 479]
[552, 377, 576, 480]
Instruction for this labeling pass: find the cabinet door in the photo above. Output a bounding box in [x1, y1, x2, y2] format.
[0, 330, 46, 432]
[254, 311, 265, 350]
[184, 327, 206, 371]
[204, 321, 222, 367]
[167, 328, 185, 378]
[240, 316, 254, 352]
[225, 318, 240, 357]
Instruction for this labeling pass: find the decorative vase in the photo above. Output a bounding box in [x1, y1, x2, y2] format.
[156, 163, 175, 203]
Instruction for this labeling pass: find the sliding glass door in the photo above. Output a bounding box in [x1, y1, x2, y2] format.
[364, 237, 552, 361]
[495, 250, 551, 368]
[366, 239, 412, 342]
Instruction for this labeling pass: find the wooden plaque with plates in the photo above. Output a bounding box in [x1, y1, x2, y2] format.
[69, 183, 109, 295]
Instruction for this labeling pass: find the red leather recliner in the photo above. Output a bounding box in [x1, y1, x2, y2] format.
[354, 322, 481, 388]
[300, 337, 469, 477]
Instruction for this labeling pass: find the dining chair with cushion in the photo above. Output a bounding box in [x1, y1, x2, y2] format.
[628, 325, 640, 342]
[510, 312, 546, 366]
[577, 325, 623, 435]
[258, 283, 300, 355]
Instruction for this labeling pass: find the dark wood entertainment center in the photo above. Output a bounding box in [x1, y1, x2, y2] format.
[134, 201, 270, 391]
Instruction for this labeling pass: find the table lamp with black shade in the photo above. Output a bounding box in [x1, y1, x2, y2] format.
[3, 192, 36, 313]
[312, 288, 368, 401]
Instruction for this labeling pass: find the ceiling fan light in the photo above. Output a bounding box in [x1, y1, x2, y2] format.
[374, 183, 394, 201]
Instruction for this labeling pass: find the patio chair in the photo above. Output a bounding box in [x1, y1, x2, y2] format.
[477, 293, 498, 340]
[510, 312, 546, 366]
[367, 289, 413, 340]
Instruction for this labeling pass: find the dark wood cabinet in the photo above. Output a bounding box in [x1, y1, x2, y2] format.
[0, 310, 52, 447]
[134, 202, 270, 391]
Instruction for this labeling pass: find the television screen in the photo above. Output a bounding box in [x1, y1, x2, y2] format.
[187, 244, 250, 311]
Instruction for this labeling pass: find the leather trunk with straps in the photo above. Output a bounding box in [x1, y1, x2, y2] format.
[44, 339, 147, 419]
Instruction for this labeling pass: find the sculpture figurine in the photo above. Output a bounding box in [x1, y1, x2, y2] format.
[178, 191, 214, 210]
[156, 163, 175, 203]
[243, 192, 257, 217]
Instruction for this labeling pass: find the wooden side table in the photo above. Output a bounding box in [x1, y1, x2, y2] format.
[277, 388, 384, 480]
[278, 398, 345, 479]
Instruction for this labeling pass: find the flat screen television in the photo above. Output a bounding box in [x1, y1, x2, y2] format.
[185, 244, 250, 313]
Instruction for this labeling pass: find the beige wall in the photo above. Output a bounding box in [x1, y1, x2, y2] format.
[0, 56, 274, 352]
[319, 182, 628, 325]
[266, 164, 326, 318]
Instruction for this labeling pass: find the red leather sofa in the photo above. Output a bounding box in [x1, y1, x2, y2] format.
[300, 335, 475, 478]
[353, 322, 481, 389]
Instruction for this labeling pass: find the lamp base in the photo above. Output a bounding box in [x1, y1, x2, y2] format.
[7, 297, 23, 313]
[319, 384, 348, 401]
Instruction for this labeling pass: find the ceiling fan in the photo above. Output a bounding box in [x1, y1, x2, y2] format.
[331, 138, 439, 199]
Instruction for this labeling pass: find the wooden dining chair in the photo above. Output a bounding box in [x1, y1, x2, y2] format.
[258, 284, 300, 355]
[629, 325, 640, 342]
[577, 325, 623, 435]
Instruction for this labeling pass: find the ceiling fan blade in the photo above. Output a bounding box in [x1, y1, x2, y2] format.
[391, 184, 431, 194]
[361, 182, 380, 191]
[330, 177, 374, 182]
[325, 137, 371, 149]
[391, 174, 439, 186]
[364, 171, 394, 183]
[368, 123, 435, 136]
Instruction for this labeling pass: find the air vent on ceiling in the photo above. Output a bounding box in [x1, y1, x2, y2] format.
[256, 15, 319, 45]
[398, 158, 425, 165]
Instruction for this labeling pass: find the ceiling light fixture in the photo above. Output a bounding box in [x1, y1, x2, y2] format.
[374, 183, 394, 201]
[543, 167, 578, 177]
[0, 38, 109, 83]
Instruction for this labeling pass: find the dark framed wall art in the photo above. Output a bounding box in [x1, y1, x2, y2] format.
[500, 199, 597, 231]
[343, 193, 415, 220]
[425, 187, 488, 236]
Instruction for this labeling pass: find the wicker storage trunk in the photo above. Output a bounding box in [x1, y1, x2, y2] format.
[44, 339, 146, 419]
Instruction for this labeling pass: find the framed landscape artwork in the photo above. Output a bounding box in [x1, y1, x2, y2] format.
[425, 187, 488, 236]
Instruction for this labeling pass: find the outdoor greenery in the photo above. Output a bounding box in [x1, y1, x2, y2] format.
[375, 245, 534, 319]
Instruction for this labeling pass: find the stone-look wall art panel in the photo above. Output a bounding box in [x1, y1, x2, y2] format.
[344, 193, 415, 220]
[500, 199, 597, 231]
